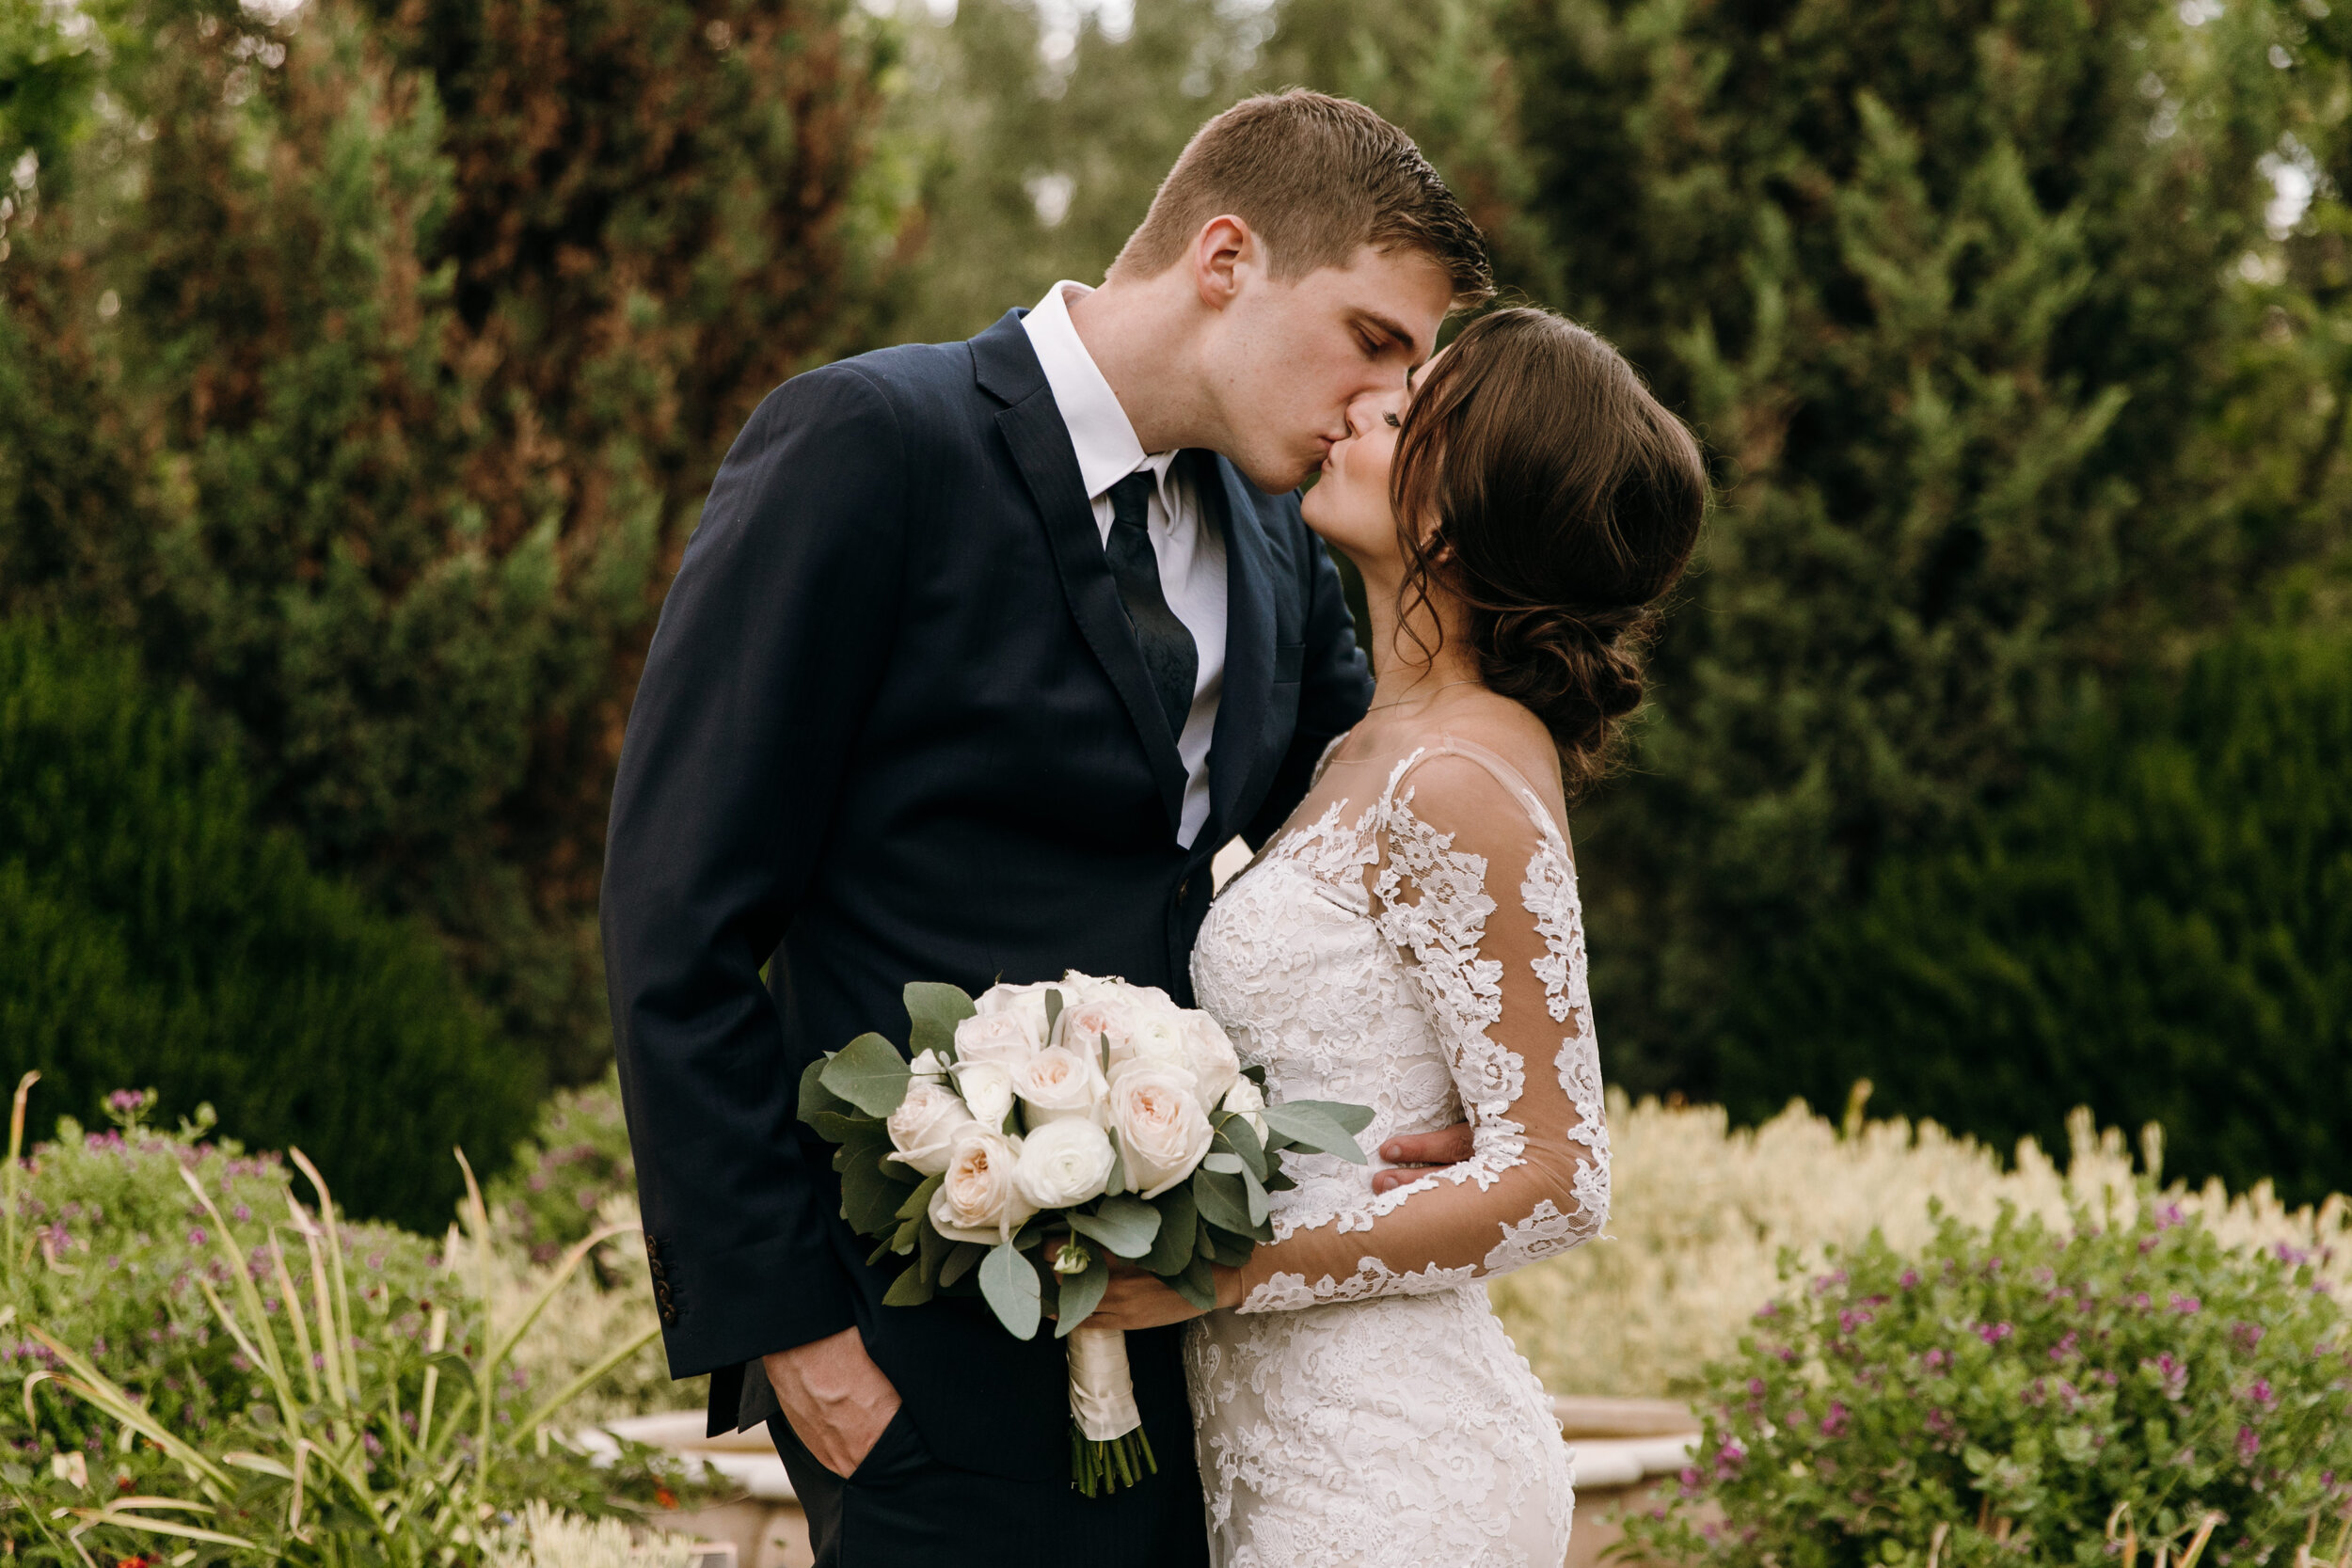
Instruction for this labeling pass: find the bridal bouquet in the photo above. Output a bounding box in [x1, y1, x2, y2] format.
[798, 973, 1373, 1494]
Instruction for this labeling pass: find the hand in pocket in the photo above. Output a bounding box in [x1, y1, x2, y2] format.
[763, 1326, 904, 1478]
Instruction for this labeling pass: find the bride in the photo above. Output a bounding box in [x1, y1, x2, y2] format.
[1091, 306, 1708, 1565]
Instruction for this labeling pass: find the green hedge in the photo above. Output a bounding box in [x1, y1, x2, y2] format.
[0, 620, 540, 1229]
[1723, 627, 2352, 1206]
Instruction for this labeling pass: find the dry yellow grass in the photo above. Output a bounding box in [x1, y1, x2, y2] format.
[1489, 1091, 2352, 1399]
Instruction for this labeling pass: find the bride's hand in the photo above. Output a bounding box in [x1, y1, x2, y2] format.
[1089, 1262, 1241, 1330]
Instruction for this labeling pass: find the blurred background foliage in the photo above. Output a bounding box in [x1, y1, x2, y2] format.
[2, 0, 2347, 1215]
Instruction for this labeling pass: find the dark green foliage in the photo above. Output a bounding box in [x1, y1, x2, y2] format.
[1724, 629, 2352, 1205]
[0, 619, 540, 1228]
[0, 0, 908, 1081]
[1502, 0, 2352, 1094]
[1628, 1200, 2352, 1566]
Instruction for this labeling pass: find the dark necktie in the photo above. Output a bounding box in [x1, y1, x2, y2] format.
[1104, 469, 1199, 744]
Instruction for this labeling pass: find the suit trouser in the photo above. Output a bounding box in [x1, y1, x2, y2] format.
[767, 1402, 1210, 1568]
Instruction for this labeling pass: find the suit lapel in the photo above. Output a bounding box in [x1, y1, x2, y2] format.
[1204, 454, 1276, 843]
[974, 312, 1187, 834]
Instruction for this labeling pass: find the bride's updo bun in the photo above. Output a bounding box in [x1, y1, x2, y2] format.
[1389, 308, 1707, 795]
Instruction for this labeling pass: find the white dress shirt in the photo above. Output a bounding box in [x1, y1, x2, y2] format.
[1022, 280, 1227, 849]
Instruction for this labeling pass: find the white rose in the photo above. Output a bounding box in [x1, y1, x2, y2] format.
[1108, 1065, 1215, 1199]
[928, 1127, 1037, 1243]
[953, 1060, 1016, 1129]
[1050, 993, 1136, 1063]
[954, 1007, 1042, 1069]
[1011, 1044, 1108, 1129]
[884, 1078, 977, 1177]
[1103, 1003, 1195, 1084]
[907, 1049, 951, 1080]
[1056, 970, 1130, 1004]
[1012, 1118, 1117, 1210]
[1178, 1011, 1242, 1113]
[1220, 1077, 1269, 1143]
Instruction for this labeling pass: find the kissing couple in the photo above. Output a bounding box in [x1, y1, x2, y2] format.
[602, 89, 1708, 1568]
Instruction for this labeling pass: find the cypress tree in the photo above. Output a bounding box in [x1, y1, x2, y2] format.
[1503, 0, 2352, 1092]
[0, 619, 541, 1230]
[1726, 628, 2352, 1205]
[0, 0, 907, 1077]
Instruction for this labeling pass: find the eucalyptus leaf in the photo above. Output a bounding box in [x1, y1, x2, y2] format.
[1200, 1222, 1255, 1267]
[839, 1148, 915, 1235]
[1220, 1113, 1269, 1182]
[1138, 1185, 1197, 1275]
[1239, 1161, 1269, 1227]
[1044, 988, 1065, 1038]
[904, 982, 976, 1061]
[807, 1110, 877, 1144]
[1171, 1253, 1216, 1311]
[1067, 1196, 1161, 1259]
[940, 1241, 986, 1288]
[798, 1056, 850, 1124]
[1261, 1102, 1371, 1164]
[1054, 1249, 1111, 1338]
[1193, 1166, 1254, 1234]
[882, 1264, 933, 1307]
[896, 1173, 943, 1223]
[1201, 1152, 1245, 1176]
[820, 1033, 914, 1118]
[978, 1242, 1042, 1340]
[916, 1212, 952, 1285]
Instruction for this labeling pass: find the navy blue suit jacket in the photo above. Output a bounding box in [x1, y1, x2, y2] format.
[599, 310, 1373, 1481]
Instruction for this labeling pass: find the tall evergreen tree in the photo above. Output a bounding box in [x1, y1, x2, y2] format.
[1502, 0, 2352, 1093]
[0, 0, 908, 1077]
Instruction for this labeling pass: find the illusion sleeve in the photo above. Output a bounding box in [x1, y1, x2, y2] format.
[1229, 746, 1611, 1312]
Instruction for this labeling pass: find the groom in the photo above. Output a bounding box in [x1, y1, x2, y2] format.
[601, 90, 1490, 1564]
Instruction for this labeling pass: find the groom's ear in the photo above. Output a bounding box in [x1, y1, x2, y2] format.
[1189, 214, 1259, 312]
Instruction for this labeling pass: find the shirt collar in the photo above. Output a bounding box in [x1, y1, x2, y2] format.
[1020, 280, 1177, 503]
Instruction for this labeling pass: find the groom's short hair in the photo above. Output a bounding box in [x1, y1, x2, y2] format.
[1110, 90, 1493, 305]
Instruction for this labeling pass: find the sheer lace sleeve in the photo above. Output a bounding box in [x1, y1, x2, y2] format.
[1231, 743, 1611, 1313]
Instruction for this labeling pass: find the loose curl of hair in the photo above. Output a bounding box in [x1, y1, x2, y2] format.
[1389, 308, 1708, 797]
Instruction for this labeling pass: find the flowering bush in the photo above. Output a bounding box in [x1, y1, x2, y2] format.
[0, 1081, 708, 1563]
[489, 1071, 638, 1267]
[0, 1089, 439, 1460]
[1625, 1197, 2352, 1568]
[1489, 1094, 2352, 1398]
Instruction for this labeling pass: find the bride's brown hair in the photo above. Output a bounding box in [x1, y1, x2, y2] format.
[1389, 308, 1708, 797]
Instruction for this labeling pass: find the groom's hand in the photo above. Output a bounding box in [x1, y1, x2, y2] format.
[763, 1327, 902, 1479]
[1370, 1121, 1476, 1195]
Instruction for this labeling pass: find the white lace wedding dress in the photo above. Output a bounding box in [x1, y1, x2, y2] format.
[1184, 731, 1611, 1568]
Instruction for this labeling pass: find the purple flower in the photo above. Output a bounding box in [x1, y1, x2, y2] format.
[2051, 1331, 2079, 1361]
[2170, 1293, 2202, 1315]
[2154, 1202, 2185, 1229]
[1923, 1348, 1949, 1371]
[2232, 1322, 2265, 1354]
[1899, 1269, 1920, 1290]
[1812, 1270, 1849, 1294]
[1925, 1408, 1960, 1443]
[1838, 1308, 1874, 1334]
[2244, 1378, 2276, 1409]
[2142, 1353, 2189, 1402]
[2237, 1426, 2261, 1465]
[186, 1227, 207, 1247]
[2275, 1242, 2312, 1267]
[1712, 1439, 1747, 1479]
[1976, 1322, 2013, 1345]
[1820, 1401, 1850, 1438]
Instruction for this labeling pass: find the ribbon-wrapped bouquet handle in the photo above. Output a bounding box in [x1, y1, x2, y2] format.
[799, 974, 1373, 1495]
